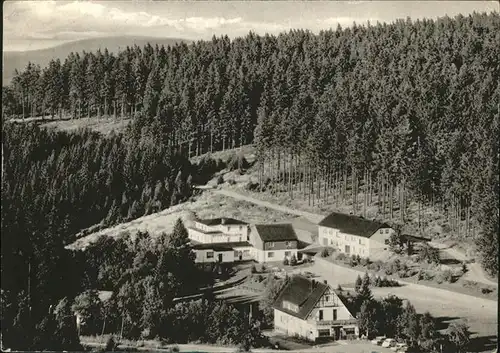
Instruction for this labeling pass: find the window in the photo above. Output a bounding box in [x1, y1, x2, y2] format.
[333, 309, 338, 321]
[385, 229, 389, 234]
[268, 252, 275, 258]
[239, 236, 242, 242]
[285, 241, 291, 247]
[325, 295, 330, 303]
[318, 310, 323, 321]
[207, 252, 214, 258]
[359, 238, 363, 245]
[330, 239, 333, 245]
[283, 300, 299, 312]
[247, 235, 250, 241]
[269, 242, 275, 248]
[384, 239, 389, 245]
[285, 251, 291, 257]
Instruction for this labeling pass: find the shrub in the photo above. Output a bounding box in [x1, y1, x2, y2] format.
[290, 254, 298, 266]
[227, 178, 236, 185]
[336, 253, 347, 261]
[356, 254, 361, 263]
[481, 287, 492, 294]
[373, 276, 381, 287]
[169, 345, 180, 353]
[261, 264, 267, 272]
[283, 257, 289, 266]
[368, 261, 382, 272]
[349, 254, 358, 267]
[461, 262, 468, 273]
[320, 248, 330, 258]
[337, 284, 343, 292]
[360, 257, 370, 267]
[216, 175, 224, 185]
[250, 264, 257, 274]
[105, 336, 117, 351]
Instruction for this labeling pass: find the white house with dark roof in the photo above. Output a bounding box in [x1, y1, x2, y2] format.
[249, 224, 299, 263]
[318, 212, 394, 258]
[273, 275, 358, 342]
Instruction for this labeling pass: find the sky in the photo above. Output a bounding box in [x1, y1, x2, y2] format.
[3, 1, 499, 52]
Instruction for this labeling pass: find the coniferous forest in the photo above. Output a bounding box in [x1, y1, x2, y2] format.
[1, 11, 499, 350]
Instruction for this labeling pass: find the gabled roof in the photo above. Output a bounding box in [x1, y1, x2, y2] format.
[254, 223, 298, 242]
[197, 217, 248, 226]
[191, 241, 252, 252]
[273, 275, 329, 320]
[318, 212, 390, 238]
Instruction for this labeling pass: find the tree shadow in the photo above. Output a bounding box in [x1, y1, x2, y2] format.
[468, 335, 498, 352]
[440, 258, 462, 265]
[434, 316, 460, 331]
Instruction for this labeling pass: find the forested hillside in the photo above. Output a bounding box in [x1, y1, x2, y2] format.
[1, 11, 499, 350]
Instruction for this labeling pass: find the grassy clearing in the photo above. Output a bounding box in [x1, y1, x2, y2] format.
[7, 115, 131, 135]
[67, 190, 293, 251]
[42, 115, 131, 135]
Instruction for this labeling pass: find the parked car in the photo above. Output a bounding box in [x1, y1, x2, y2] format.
[382, 338, 397, 348]
[371, 336, 386, 345]
[392, 343, 407, 351]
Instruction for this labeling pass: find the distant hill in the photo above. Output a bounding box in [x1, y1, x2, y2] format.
[2, 36, 191, 85]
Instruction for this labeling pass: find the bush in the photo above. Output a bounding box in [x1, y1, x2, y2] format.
[168, 345, 180, 353]
[227, 153, 250, 171]
[336, 253, 347, 261]
[261, 264, 267, 272]
[290, 254, 298, 266]
[227, 178, 236, 185]
[481, 287, 492, 294]
[105, 336, 117, 351]
[367, 261, 382, 272]
[216, 175, 224, 185]
[349, 254, 358, 267]
[360, 257, 370, 267]
[337, 284, 343, 291]
[283, 257, 289, 266]
[250, 264, 257, 274]
[320, 248, 331, 258]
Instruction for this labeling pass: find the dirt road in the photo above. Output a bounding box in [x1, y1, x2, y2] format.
[293, 259, 498, 338]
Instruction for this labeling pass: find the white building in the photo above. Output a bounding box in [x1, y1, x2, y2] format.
[191, 241, 253, 263]
[273, 275, 359, 342]
[318, 212, 395, 258]
[187, 217, 249, 244]
[249, 224, 299, 263]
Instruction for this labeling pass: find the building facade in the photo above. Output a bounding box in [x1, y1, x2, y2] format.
[192, 241, 253, 263]
[318, 212, 394, 258]
[187, 217, 249, 244]
[249, 224, 299, 263]
[273, 275, 359, 342]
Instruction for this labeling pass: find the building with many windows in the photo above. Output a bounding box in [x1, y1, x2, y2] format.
[317, 212, 394, 258]
[273, 275, 358, 342]
[187, 217, 249, 244]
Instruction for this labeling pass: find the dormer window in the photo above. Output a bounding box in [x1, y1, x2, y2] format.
[283, 300, 299, 313]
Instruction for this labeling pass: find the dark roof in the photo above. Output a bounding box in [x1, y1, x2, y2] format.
[254, 224, 298, 242]
[318, 212, 390, 238]
[273, 275, 329, 320]
[402, 234, 431, 243]
[197, 217, 248, 226]
[191, 241, 252, 251]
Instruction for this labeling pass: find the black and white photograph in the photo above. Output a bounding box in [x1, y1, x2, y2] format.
[1, 1, 498, 352]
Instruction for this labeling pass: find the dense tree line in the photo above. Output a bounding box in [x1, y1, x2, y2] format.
[3, 12, 498, 275]
[0, 121, 206, 349]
